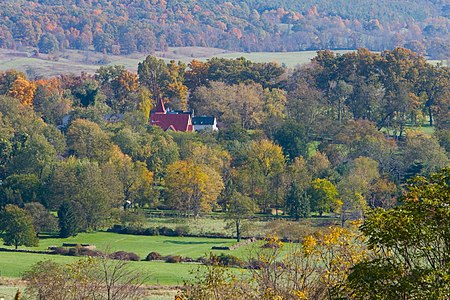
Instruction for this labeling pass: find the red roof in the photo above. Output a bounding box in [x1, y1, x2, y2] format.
[150, 113, 193, 132]
[154, 97, 166, 114]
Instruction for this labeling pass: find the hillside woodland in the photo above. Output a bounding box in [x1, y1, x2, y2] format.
[0, 0, 448, 58]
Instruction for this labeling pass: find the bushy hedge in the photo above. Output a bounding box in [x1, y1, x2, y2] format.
[108, 225, 189, 237]
[145, 251, 163, 261]
[51, 244, 140, 261]
[145, 251, 196, 263]
[109, 251, 141, 261]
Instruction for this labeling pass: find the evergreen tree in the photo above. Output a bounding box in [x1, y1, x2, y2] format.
[285, 182, 310, 220]
[58, 201, 85, 238]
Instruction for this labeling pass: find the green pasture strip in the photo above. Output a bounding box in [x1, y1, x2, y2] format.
[1, 232, 244, 259]
[0, 251, 196, 285]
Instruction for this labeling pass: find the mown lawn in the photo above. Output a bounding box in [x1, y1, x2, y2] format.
[0, 251, 198, 285]
[0, 232, 253, 259]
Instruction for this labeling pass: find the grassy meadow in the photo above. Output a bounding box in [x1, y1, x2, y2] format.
[0, 230, 259, 287]
[0, 47, 346, 77]
[0, 251, 199, 285]
[1, 231, 252, 259]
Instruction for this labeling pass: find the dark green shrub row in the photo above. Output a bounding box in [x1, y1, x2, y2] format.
[143, 251, 245, 268]
[108, 225, 189, 237]
[52, 246, 140, 261]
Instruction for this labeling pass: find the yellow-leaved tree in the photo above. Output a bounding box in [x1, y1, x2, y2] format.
[8, 77, 37, 106]
[165, 160, 224, 217]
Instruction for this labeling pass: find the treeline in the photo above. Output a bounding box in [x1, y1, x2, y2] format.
[0, 48, 449, 239]
[0, 0, 449, 58]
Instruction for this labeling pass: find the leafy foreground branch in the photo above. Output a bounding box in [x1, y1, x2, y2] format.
[348, 167, 450, 299]
[182, 225, 368, 300]
[23, 255, 146, 300]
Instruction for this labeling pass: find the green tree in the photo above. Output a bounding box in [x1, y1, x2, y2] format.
[58, 200, 85, 238]
[0, 204, 38, 249]
[274, 120, 308, 159]
[226, 191, 257, 242]
[348, 168, 450, 299]
[137, 55, 169, 100]
[285, 182, 310, 220]
[66, 118, 113, 163]
[38, 33, 59, 54]
[48, 157, 121, 230]
[6, 134, 56, 179]
[309, 178, 342, 216]
[0, 174, 41, 207]
[24, 202, 58, 236]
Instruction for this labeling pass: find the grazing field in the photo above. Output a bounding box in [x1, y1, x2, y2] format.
[0, 251, 198, 285]
[0, 231, 255, 259]
[143, 214, 337, 238]
[0, 217, 335, 287]
[0, 47, 346, 77]
[1, 47, 446, 78]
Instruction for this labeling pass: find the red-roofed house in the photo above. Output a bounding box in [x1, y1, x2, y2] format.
[150, 98, 194, 132]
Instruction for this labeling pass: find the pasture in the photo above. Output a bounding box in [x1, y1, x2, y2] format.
[0, 47, 347, 77]
[0, 46, 447, 78]
[0, 251, 198, 285]
[0, 231, 255, 259]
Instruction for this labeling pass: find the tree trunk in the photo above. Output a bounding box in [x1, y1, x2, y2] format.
[428, 106, 433, 127]
[236, 220, 241, 242]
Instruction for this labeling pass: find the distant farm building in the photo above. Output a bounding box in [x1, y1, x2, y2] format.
[150, 98, 194, 132]
[192, 116, 218, 131]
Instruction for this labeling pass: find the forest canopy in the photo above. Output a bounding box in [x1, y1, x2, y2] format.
[0, 0, 448, 58]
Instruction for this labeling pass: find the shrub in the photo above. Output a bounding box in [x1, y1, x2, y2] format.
[174, 225, 189, 236]
[158, 227, 177, 236]
[109, 251, 140, 261]
[145, 252, 163, 261]
[165, 255, 182, 263]
[78, 248, 103, 257]
[247, 259, 265, 270]
[217, 253, 244, 267]
[68, 247, 80, 256]
[53, 247, 69, 255]
[144, 227, 159, 235]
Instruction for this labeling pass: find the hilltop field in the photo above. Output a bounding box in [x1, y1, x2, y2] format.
[0, 47, 341, 77]
[1, 47, 447, 78]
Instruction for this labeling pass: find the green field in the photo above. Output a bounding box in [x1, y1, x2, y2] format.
[0, 251, 199, 285]
[1, 47, 446, 78]
[0, 47, 349, 77]
[1, 231, 253, 259]
[0, 231, 258, 287]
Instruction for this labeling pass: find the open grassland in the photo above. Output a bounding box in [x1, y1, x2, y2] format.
[0, 47, 447, 78]
[0, 251, 198, 285]
[143, 214, 336, 238]
[0, 217, 336, 282]
[0, 232, 254, 259]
